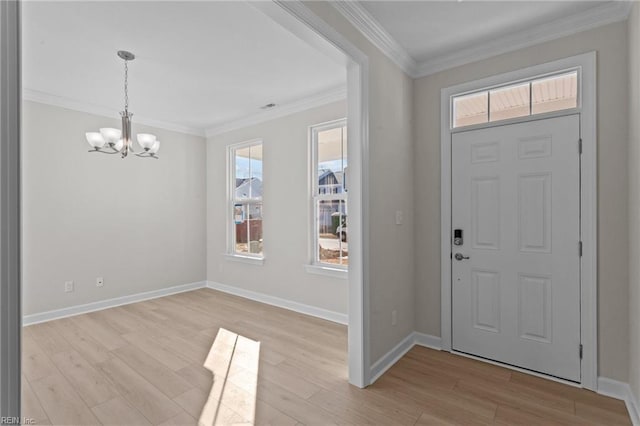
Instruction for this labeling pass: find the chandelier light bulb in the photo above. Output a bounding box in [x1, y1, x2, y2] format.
[149, 141, 160, 154]
[85, 132, 106, 149]
[114, 139, 124, 151]
[137, 133, 157, 150]
[99, 128, 122, 145]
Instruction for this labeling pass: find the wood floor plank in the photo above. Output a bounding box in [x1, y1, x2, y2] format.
[454, 377, 583, 423]
[112, 344, 194, 398]
[408, 346, 512, 381]
[328, 381, 421, 425]
[253, 399, 298, 426]
[509, 371, 586, 399]
[21, 375, 50, 425]
[26, 323, 69, 357]
[120, 331, 192, 371]
[50, 349, 118, 407]
[255, 380, 340, 425]
[30, 372, 101, 425]
[413, 412, 459, 426]
[575, 400, 632, 426]
[49, 318, 111, 365]
[22, 336, 58, 382]
[307, 388, 401, 425]
[91, 396, 152, 425]
[120, 301, 171, 323]
[272, 359, 346, 391]
[373, 374, 497, 425]
[175, 364, 215, 392]
[156, 411, 197, 426]
[91, 306, 152, 334]
[494, 404, 585, 426]
[71, 313, 128, 351]
[252, 362, 321, 400]
[173, 387, 248, 425]
[95, 356, 183, 424]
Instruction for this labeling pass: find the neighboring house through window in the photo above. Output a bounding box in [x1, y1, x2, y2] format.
[229, 140, 263, 257]
[311, 119, 348, 268]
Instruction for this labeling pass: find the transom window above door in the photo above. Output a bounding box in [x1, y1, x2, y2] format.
[452, 70, 578, 128]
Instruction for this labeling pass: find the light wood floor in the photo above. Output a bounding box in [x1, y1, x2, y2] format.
[22, 288, 631, 425]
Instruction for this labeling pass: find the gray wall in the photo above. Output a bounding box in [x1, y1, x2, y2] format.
[413, 22, 630, 381]
[206, 101, 349, 315]
[22, 101, 207, 316]
[304, 2, 416, 364]
[628, 2, 640, 401]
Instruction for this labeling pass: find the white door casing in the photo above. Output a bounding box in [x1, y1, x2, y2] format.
[451, 115, 581, 382]
[440, 52, 596, 389]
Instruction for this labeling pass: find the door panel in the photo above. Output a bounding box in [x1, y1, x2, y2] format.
[452, 115, 580, 382]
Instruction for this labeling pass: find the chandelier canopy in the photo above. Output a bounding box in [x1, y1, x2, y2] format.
[85, 51, 160, 159]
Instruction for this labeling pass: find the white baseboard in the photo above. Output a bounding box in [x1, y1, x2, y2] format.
[370, 332, 416, 383]
[23, 281, 207, 326]
[598, 377, 640, 425]
[413, 332, 443, 350]
[369, 331, 443, 384]
[206, 281, 348, 325]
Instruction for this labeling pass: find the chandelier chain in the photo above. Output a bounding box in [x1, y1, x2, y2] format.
[124, 59, 129, 112]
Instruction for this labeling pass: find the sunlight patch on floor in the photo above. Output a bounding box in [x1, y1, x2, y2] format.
[199, 328, 260, 426]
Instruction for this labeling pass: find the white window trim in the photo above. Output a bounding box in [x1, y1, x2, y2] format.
[440, 52, 597, 390]
[223, 253, 265, 266]
[227, 138, 264, 261]
[304, 264, 348, 279]
[308, 118, 349, 272]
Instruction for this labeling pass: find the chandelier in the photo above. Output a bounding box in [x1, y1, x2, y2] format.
[85, 51, 160, 159]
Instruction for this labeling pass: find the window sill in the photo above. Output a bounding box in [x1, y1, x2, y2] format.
[304, 264, 348, 279]
[223, 254, 265, 266]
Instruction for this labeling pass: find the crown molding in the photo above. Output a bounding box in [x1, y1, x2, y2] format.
[22, 88, 206, 137]
[415, 0, 633, 78]
[205, 85, 347, 138]
[331, 1, 632, 80]
[331, 1, 418, 77]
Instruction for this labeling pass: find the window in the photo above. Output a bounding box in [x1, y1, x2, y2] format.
[311, 119, 348, 268]
[229, 140, 263, 258]
[452, 70, 578, 128]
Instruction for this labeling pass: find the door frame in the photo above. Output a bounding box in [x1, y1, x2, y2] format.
[0, 0, 22, 416]
[440, 52, 597, 390]
[253, 0, 371, 388]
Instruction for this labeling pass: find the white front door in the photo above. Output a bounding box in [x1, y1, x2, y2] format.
[451, 115, 581, 382]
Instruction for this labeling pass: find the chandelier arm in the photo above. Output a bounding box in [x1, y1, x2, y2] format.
[134, 151, 158, 159]
[87, 149, 121, 155]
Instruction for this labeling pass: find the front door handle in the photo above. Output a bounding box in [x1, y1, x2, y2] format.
[454, 253, 470, 261]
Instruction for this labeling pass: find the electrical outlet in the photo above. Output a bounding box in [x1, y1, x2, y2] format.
[395, 210, 403, 225]
[391, 310, 398, 326]
[64, 281, 74, 293]
[96, 277, 104, 287]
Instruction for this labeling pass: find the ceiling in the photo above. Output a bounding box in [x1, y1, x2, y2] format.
[359, 1, 609, 63]
[22, 1, 346, 135]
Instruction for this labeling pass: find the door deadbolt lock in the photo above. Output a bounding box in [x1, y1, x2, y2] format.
[454, 253, 470, 261]
[453, 229, 463, 246]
